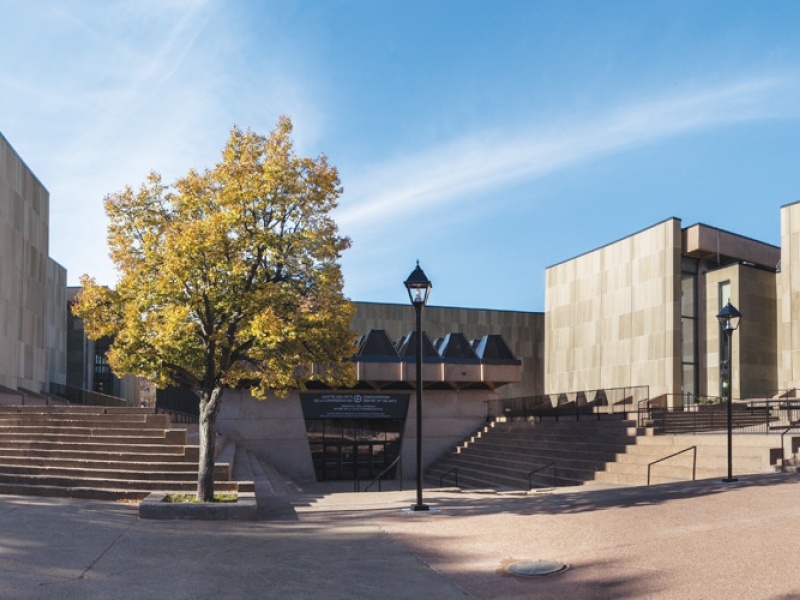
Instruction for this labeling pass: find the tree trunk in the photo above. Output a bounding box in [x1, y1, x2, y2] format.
[197, 386, 223, 502]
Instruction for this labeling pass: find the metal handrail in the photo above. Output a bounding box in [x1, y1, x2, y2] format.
[49, 383, 128, 407]
[528, 462, 557, 490]
[439, 468, 458, 488]
[362, 455, 403, 492]
[647, 446, 696, 486]
[637, 398, 650, 427]
[780, 417, 800, 462]
[500, 385, 649, 422]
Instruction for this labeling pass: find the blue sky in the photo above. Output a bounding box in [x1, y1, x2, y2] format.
[2, 1, 800, 312]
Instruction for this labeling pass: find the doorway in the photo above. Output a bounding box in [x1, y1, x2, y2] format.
[306, 418, 404, 481]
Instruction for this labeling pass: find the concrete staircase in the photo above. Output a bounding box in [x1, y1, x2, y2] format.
[425, 417, 799, 490]
[0, 405, 253, 501]
[651, 404, 777, 434]
[425, 417, 641, 490]
[594, 433, 796, 486]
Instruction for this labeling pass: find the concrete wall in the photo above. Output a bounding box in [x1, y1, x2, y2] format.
[216, 387, 493, 482]
[0, 132, 54, 392]
[46, 258, 67, 389]
[545, 218, 682, 397]
[705, 264, 777, 400]
[351, 302, 543, 398]
[778, 201, 800, 390]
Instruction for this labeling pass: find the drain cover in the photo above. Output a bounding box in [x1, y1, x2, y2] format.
[504, 560, 569, 577]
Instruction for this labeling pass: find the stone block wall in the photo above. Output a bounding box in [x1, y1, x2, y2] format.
[705, 264, 777, 399]
[351, 302, 543, 398]
[0, 132, 55, 392]
[216, 388, 494, 482]
[778, 201, 800, 390]
[545, 218, 682, 397]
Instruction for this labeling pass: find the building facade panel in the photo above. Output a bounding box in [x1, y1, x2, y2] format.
[0, 132, 56, 392]
[778, 201, 800, 390]
[545, 218, 682, 397]
[351, 302, 543, 398]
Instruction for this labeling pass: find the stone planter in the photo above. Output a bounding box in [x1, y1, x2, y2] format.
[139, 492, 258, 521]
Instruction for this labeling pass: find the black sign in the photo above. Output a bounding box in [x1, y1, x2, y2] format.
[300, 392, 410, 420]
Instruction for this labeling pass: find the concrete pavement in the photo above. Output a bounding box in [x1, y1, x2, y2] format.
[3, 473, 800, 598]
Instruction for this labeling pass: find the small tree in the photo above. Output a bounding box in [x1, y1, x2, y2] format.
[73, 117, 356, 501]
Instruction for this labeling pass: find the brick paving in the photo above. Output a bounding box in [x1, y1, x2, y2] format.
[2, 473, 800, 598]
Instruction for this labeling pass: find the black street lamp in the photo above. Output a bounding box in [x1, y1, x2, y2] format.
[717, 300, 741, 483]
[405, 261, 432, 511]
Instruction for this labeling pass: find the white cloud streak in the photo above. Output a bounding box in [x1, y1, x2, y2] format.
[337, 76, 796, 234]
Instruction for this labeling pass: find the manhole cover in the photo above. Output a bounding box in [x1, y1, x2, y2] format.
[504, 560, 569, 577]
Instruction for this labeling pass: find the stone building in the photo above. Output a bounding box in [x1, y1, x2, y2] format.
[544, 213, 792, 403]
[0, 132, 66, 400]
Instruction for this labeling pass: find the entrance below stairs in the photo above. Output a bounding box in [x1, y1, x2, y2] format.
[306, 419, 404, 481]
[300, 392, 410, 482]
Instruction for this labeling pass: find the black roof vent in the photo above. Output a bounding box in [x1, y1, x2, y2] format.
[473, 335, 521, 365]
[438, 332, 480, 363]
[355, 329, 400, 362]
[396, 331, 442, 362]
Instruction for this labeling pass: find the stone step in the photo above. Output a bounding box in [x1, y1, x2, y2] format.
[609, 433, 793, 448]
[0, 440, 196, 455]
[0, 455, 206, 471]
[425, 464, 585, 490]
[428, 455, 598, 486]
[0, 463, 230, 481]
[0, 472, 253, 494]
[0, 406, 157, 416]
[0, 415, 169, 427]
[491, 422, 641, 436]
[599, 455, 768, 476]
[0, 430, 187, 445]
[0, 480, 253, 502]
[464, 438, 634, 456]
[0, 405, 242, 502]
[607, 445, 775, 462]
[446, 448, 613, 472]
[0, 446, 199, 462]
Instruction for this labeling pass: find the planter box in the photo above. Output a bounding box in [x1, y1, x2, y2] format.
[139, 492, 258, 521]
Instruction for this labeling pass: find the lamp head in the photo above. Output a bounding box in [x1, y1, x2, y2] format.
[717, 301, 741, 332]
[404, 261, 432, 306]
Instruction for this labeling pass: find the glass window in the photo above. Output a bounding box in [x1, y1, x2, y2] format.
[719, 281, 731, 309]
[681, 275, 696, 318]
[719, 280, 732, 397]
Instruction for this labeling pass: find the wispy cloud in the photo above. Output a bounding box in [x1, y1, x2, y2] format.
[337, 76, 796, 233]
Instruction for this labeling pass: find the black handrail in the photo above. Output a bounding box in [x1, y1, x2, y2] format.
[637, 398, 650, 428]
[362, 455, 403, 492]
[500, 385, 649, 422]
[49, 383, 128, 407]
[439, 468, 458, 488]
[647, 446, 696, 486]
[528, 462, 557, 490]
[780, 417, 800, 462]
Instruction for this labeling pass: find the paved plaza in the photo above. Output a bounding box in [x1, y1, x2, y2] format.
[2, 473, 800, 599]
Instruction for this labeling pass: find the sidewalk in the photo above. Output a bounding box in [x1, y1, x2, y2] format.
[2, 473, 800, 599]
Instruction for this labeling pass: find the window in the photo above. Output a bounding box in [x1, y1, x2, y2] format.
[680, 258, 699, 397]
[719, 280, 731, 398]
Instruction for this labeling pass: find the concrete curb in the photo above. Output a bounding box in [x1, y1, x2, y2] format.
[138, 491, 258, 520]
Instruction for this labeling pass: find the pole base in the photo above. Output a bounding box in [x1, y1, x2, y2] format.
[721, 478, 738, 483]
[410, 503, 430, 511]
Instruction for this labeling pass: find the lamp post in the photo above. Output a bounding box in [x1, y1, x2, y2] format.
[405, 261, 432, 511]
[717, 300, 741, 483]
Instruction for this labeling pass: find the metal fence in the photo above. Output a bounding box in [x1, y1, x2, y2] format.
[49, 383, 129, 407]
[155, 386, 200, 422]
[642, 394, 800, 435]
[499, 386, 650, 421]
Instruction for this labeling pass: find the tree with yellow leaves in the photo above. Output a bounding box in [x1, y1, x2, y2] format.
[73, 117, 356, 501]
